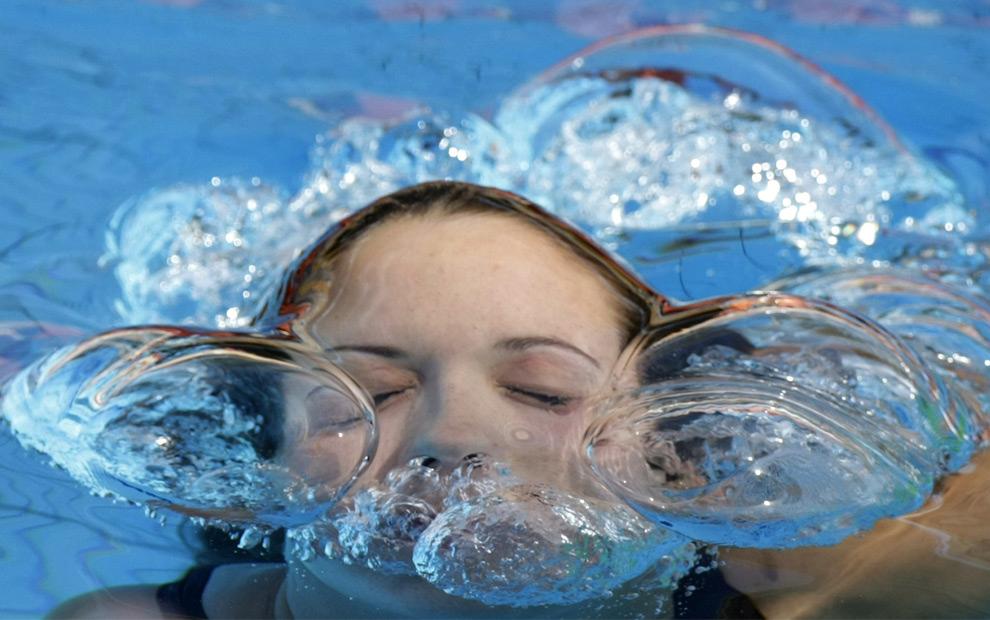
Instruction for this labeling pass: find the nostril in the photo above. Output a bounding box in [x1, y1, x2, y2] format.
[418, 456, 441, 470]
[460, 453, 489, 467]
[405, 454, 490, 473]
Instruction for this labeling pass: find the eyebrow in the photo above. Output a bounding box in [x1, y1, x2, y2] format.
[327, 338, 601, 368]
[326, 345, 409, 359]
[496, 337, 600, 369]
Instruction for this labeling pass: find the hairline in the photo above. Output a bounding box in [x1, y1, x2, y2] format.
[274, 182, 654, 344]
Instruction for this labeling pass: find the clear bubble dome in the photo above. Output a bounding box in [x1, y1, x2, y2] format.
[0, 328, 376, 529]
[585, 294, 964, 547]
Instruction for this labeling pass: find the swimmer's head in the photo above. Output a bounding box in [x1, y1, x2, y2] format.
[273, 182, 662, 486]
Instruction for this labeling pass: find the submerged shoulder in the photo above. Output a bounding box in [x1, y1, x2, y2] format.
[47, 563, 287, 620]
[47, 585, 165, 619]
[201, 563, 288, 619]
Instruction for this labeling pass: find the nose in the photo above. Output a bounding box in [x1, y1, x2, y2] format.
[400, 374, 502, 471]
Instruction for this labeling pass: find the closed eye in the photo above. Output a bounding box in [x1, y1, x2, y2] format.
[502, 385, 576, 409]
[372, 388, 412, 408]
[313, 416, 365, 432]
[302, 387, 368, 433]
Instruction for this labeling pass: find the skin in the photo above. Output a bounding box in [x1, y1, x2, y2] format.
[278, 211, 634, 616]
[297, 211, 630, 487]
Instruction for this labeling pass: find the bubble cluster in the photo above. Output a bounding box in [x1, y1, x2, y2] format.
[105, 179, 296, 328]
[324, 457, 453, 575]
[286, 455, 695, 608]
[497, 76, 964, 242]
[291, 112, 508, 220]
[105, 30, 966, 327]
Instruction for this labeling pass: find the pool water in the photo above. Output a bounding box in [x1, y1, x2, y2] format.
[1, 0, 989, 617]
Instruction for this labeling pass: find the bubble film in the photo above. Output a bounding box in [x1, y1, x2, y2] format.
[413, 484, 695, 607]
[0, 328, 376, 528]
[777, 267, 990, 449]
[585, 294, 962, 547]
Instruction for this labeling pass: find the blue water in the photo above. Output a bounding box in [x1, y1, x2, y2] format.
[1, 0, 989, 616]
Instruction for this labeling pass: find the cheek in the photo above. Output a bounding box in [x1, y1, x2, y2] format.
[502, 423, 594, 495]
[501, 409, 586, 469]
[353, 402, 419, 480]
[280, 436, 367, 490]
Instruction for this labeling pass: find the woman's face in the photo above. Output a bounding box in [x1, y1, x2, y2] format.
[301, 211, 630, 487]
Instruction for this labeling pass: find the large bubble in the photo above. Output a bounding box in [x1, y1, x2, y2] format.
[413, 484, 695, 608]
[0, 328, 376, 529]
[495, 26, 967, 297]
[777, 267, 990, 447]
[585, 293, 965, 547]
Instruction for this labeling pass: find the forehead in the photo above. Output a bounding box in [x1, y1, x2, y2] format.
[310, 212, 625, 350]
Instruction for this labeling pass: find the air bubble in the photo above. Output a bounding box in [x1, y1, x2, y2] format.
[0, 330, 376, 528]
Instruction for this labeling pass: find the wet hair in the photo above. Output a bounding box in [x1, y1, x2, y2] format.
[272, 181, 662, 344]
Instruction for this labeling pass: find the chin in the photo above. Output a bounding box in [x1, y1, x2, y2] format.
[288, 555, 499, 619]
